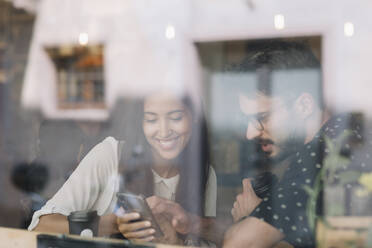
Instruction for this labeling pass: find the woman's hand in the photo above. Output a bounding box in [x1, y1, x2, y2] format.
[231, 178, 262, 222]
[98, 213, 119, 237]
[116, 209, 156, 243]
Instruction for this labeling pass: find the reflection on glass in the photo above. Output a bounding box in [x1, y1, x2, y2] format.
[1, 1, 372, 247]
[198, 38, 372, 248]
[45, 44, 105, 109]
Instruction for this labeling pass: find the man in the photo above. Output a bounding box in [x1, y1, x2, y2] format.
[223, 40, 371, 248]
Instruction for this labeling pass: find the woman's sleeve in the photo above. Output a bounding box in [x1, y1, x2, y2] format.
[28, 137, 118, 230]
[204, 167, 217, 217]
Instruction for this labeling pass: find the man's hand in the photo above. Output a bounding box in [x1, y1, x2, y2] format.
[231, 178, 262, 222]
[153, 213, 182, 245]
[146, 196, 197, 234]
[147, 196, 227, 246]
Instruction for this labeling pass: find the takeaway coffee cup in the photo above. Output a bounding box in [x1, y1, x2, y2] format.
[67, 210, 99, 237]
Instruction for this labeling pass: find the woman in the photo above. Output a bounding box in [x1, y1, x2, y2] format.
[28, 91, 216, 245]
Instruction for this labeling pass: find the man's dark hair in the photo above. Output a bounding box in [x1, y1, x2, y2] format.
[226, 39, 323, 108]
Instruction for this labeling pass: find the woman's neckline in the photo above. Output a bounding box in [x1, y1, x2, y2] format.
[152, 168, 180, 180]
[151, 165, 179, 178]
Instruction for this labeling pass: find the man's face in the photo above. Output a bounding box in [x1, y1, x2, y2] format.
[239, 93, 305, 161]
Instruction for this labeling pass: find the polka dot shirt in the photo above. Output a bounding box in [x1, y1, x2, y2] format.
[250, 114, 372, 247]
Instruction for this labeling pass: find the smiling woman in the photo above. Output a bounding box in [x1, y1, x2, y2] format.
[27, 91, 217, 246]
[143, 92, 193, 163]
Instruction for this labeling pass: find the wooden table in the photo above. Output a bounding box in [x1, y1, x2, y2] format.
[317, 216, 372, 247]
[0, 227, 185, 248]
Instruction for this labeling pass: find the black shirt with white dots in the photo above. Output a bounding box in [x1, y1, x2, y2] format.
[250, 114, 372, 248]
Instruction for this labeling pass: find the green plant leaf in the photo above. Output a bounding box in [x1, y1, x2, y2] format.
[336, 159, 351, 170]
[303, 185, 315, 197]
[306, 200, 316, 231]
[304, 132, 357, 238]
[338, 171, 361, 185]
[324, 136, 335, 153]
[345, 240, 358, 248]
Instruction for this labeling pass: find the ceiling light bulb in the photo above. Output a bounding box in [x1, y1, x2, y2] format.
[165, 24, 175, 40]
[344, 22, 354, 37]
[79, 33, 89, 46]
[274, 14, 285, 30]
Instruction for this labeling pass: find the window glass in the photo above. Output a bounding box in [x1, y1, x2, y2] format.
[1, 1, 372, 248]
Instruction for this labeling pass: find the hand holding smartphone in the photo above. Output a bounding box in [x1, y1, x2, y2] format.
[116, 192, 163, 238]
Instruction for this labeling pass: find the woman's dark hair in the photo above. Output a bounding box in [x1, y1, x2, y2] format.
[111, 95, 210, 216]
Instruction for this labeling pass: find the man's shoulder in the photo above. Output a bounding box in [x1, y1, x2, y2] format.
[320, 114, 372, 171]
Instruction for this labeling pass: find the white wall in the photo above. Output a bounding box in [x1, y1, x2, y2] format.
[21, 0, 372, 119]
[191, 0, 372, 116]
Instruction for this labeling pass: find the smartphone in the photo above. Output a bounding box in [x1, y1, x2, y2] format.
[116, 192, 163, 238]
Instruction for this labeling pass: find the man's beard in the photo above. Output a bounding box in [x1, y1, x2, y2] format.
[255, 131, 306, 167]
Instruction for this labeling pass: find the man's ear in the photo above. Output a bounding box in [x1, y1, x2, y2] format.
[294, 93, 315, 119]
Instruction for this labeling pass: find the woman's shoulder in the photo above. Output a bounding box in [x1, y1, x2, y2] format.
[94, 136, 120, 153]
[77, 136, 123, 177]
[207, 166, 217, 186]
[84, 136, 121, 164]
[205, 166, 217, 216]
[208, 166, 216, 178]
[101, 136, 119, 147]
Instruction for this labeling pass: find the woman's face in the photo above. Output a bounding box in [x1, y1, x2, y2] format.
[143, 92, 193, 162]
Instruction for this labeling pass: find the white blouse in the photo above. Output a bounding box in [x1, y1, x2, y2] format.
[152, 169, 180, 201]
[28, 137, 217, 230]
